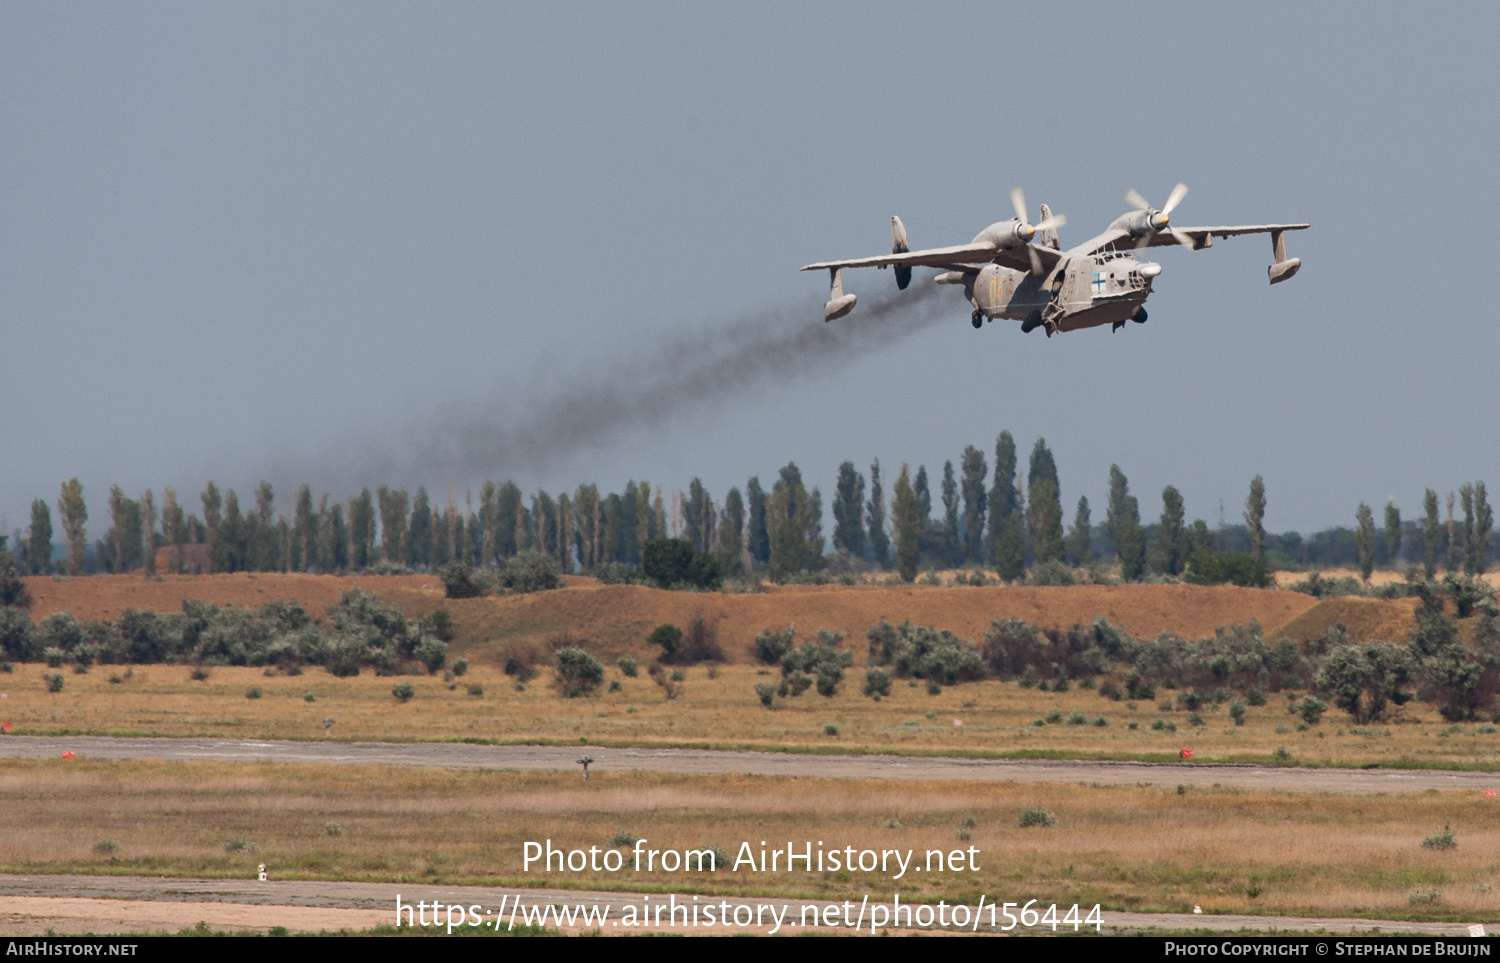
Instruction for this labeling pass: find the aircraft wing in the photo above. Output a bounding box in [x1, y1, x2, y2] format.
[1076, 223, 1310, 255]
[801, 241, 1063, 275]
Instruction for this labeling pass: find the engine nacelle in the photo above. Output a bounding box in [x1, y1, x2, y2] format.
[824, 268, 857, 321]
[891, 215, 911, 290]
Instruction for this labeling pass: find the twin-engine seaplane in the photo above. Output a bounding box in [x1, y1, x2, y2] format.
[801, 184, 1308, 336]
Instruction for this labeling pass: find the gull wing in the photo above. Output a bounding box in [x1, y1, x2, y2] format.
[801, 241, 1063, 275]
[1075, 223, 1311, 255]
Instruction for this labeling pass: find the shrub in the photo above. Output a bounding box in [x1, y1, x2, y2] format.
[43, 647, 64, 669]
[554, 647, 605, 698]
[1184, 549, 1271, 588]
[677, 617, 724, 663]
[190, 665, 211, 681]
[467, 684, 484, 697]
[1270, 746, 1295, 765]
[245, 686, 262, 699]
[43, 673, 64, 693]
[502, 649, 538, 682]
[862, 667, 892, 698]
[1029, 560, 1076, 586]
[391, 681, 415, 702]
[610, 831, 637, 847]
[450, 657, 468, 677]
[439, 563, 484, 599]
[1045, 709, 1063, 724]
[648, 624, 683, 660]
[325, 821, 343, 837]
[1067, 712, 1087, 726]
[92, 838, 120, 855]
[781, 629, 853, 697]
[754, 682, 777, 708]
[642, 539, 720, 589]
[1297, 696, 1327, 726]
[617, 657, 638, 678]
[867, 620, 987, 686]
[225, 838, 259, 853]
[593, 562, 646, 585]
[824, 724, 840, 736]
[1421, 826, 1456, 850]
[1230, 701, 1247, 726]
[501, 551, 563, 594]
[1408, 887, 1441, 906]
[0, 608, 41, 662]
[1019, 808, 1055, 828]
[783, 670, 813, 697]
[1152, 718, 1176, 732]
[1187, 712, 1205, 727]
[754, 625, 797, 665]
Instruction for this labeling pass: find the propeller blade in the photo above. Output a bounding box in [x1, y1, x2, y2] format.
[1134, 235, 1151, 252]
[1032, 213, 1067, 234]
[1010, 186, 1028, 224]
[1125, 188, 1151, 211]
[1168, 227, 1196, 250]
[1027, 244, 1044, 276]
[1162, 182, 1189, 216]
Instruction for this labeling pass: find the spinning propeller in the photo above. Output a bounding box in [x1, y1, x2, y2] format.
[1125, 182, 1196, 250]
[1010, 186, 1066, 274]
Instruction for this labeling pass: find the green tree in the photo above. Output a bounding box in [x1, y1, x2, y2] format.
[26, 500, 53, 575]
[892, 464, 919, 582]
[941, 460, 961, 567]
[768, 463, 822, 578]
[746, 477, 769, 567]
[1025, 438, 1063, 565]
[161, 487, 185, 574]
[101, 485, 143, 574]
[1355, 502, 1375, 583]
[1460, 484, 1476, 575]
[987, 431, 1019, 560]
[210, 490, 245, 573]
[684, 478, 714, 554]
[716, 486, 746, 576]
[1244, 476, 1267, 561]
[1066, 496, 1091, 567]
[1151, 486, 1188, 576]
[350, 490, 375, 570]
[1118, 495, 1145, 581]
[293, 485, 317, 573]
[1105, 466, 1130, 562]
[1422, 489, 1440, 578]
[1384, 499, 1402, 569]
[141, 489, 157, 575]
[377, 487, 409, 564]
[1474, 482, 1493, 574]
[867, 460, 889, 569]
[832, 462, 866, 558]
[251, 482, 275, 572]
[1446, 492, 1462, 575]
[960, 445, 988, 565]
[914, 466, 932, 525]
[326, 500, 349, 572]
[200, 482, 222, 536]
[408, 487, 432, 570]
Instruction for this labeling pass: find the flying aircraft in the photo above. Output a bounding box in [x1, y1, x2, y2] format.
[801, 184, 1308, 336]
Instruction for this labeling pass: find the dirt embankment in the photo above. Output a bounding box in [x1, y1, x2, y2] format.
[22, 574, 1326, 661]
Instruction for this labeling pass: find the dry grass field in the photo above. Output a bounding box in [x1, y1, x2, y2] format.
[5, 662, 1500, 768]
[1, 757, 1495, 921]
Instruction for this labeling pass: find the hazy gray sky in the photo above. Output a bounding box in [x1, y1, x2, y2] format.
[4, 3, 1497, 539]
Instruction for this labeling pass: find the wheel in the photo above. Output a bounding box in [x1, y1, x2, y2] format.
[971, 310, 983, 329]
[1021, 310, 1042, 333]
[1132, 307, 1148, 324]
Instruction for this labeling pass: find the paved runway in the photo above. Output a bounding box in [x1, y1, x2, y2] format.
[2, 734, 1496, 792]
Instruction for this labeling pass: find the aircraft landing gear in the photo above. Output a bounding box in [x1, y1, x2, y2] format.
[971, 309, 983, 329]
[1021, 309, 1043, 334]
[1112, 320, 1126, 332]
